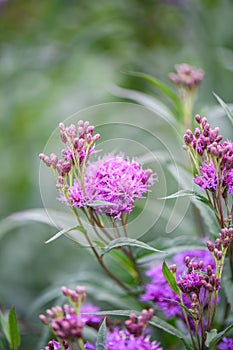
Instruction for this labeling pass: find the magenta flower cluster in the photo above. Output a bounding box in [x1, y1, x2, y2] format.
[141, 249, 216, 322]
[68, 153, 156, 219]
[40, 121, 156, 221]
[184, 115, 233, 196]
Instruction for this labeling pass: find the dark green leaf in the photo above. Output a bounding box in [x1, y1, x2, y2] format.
[213, 92, 233, 126]
[0, 310, 10, 343]
[101, 237, 163, 257]
[150, 315, 192, 350]
[8, 307, 20, 350]
[96, 318, 107, 350]
[208, 323, 233, 347]
[45, 225, 86, 244]
[162, 261, 181, 297]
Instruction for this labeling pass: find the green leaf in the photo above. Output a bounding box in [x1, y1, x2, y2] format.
[208, 323, 233, 347]
[45, 225, 86, 244]
[0, 209, 77, 240]
[150, 315, 192, 350]
[125, 70, 183, 116]
[205, 329, 218, 347]
[87, 200, 117, 207]
[159, 189, 195, 200]
[8, 307, 20, 350]
[96, 317, 107, 350]
[222, 260, 233, 316]
[213, 92, 233, 126]
[110, 85, 177, 125]
[162, 261, 181, 297]
[101, 237, 163, 257]
[0, 310, 10, 343]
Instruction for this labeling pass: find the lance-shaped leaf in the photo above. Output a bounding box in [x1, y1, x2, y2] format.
[162, 261, 181, 297]
[125, 70, 183, 117]
[0, 310, 10, 343]
[207, 323, 233, 348]
[8, 308, 20, 350]
[163, 298, 196, 319]
[100, 237, 163, 257]
[96, 317, 107, 350]
[45, 225, 87, 244]
[213, 92, 233, 126]
[87, 200, 117, 207]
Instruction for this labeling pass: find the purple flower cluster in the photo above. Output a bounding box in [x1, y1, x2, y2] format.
[68, 153, 156, 219]
[169, 63, 204, 90]
[218, 337, 233, 350]
[40, 121, 156, 221]
[85, 330, 162, 350]
[194, 161, 217, 191]
[184, 115, 233, 197]
[85, 309, 162, 350]
[141, 250, 216, 321]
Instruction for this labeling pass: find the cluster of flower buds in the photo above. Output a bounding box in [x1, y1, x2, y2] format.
[183, 115, 223, 155]
[124, 309, 154, 337]
[45, 339, 69, 350]
[207, 228, 233, 260]
[40, 285, 102, 347]
[183, 116, 233, 227]
[169, 63, 204, 90]
[39, 304, 84, 341]
[177, 255, 220, 295]
[61, 285, 86, 308]
[39, 120, 100, 180]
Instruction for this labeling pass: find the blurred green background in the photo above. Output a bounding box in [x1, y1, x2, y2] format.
[0, 0, 233, 348]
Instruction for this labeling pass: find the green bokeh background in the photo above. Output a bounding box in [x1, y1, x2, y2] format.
[0, 1, 233, 348]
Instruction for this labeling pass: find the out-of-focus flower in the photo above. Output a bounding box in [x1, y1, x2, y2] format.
[169, 63, 204, 90]
[218, 337, 233, 350]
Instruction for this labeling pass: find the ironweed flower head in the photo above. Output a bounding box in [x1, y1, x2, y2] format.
[169, 63, 204, 90]
[40, 121, 157, 221]
[218, 337, 233, 350]
[82, 153, 156, 219]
